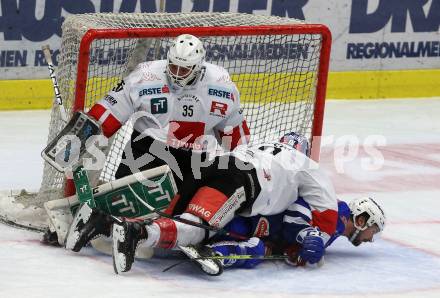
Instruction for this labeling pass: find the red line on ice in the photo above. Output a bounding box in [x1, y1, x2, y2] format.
[320, 143, 440, 194]
[388, 220, 440, 225]
[382, 236, 440, 258]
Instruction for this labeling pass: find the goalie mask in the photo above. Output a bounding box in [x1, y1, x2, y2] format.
[279, 132, 310, 156]
[166, 34, 205, 88]
[348, 197, 386, 246]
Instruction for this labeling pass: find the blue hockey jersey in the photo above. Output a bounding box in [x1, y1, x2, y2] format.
[223, 200, 350, 248]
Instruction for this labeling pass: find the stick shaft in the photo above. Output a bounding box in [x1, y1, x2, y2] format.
[42, 45, 68, 122]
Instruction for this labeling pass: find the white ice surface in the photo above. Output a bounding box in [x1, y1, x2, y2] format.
[1, 99, 440, 298]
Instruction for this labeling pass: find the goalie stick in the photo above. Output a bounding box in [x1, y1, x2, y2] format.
[41, 46, 102, 173]
[42, 45, 68, 123]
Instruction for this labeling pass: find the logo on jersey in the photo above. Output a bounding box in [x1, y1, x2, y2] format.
[139, 85, 170, 97]
[210, 101, 228, 118]
[104, 95, 117, 106]
[142, 71, 161, 81]
[151, 97, 167, 114]
[254, 217, 270, 237]
[112, 80, 125, 92]
[187, 204, 212, 219]
[177, 94, 200, 103]
[208, 86, 235, 101]
[216, 75, 232, 84]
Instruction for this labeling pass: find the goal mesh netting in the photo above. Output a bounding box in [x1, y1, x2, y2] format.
[27, 12, 331, 211]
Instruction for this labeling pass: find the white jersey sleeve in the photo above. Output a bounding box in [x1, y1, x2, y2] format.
[296, 166, 339, 234]
[87, 64, 146, 137]
[205, 64, 250, 150]
[233, 142, 339, 235]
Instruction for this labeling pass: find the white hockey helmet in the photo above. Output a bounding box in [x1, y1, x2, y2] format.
[349, 197, 386, 232]
[166, 34, 205, 88]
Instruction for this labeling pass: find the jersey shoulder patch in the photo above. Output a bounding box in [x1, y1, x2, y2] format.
[204, 62, 232, 84]
[134, 60, 167, 82]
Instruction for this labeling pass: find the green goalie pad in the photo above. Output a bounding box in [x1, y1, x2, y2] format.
[71, 165, 177, 219]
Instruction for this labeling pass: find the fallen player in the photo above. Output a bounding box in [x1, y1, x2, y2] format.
[65, 132, 356, 275]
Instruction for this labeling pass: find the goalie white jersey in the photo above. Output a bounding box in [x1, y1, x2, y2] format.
[88, 60, 249, 151]
[232, 142, 338, 235]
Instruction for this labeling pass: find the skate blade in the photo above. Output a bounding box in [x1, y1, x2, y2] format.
[112, 223, 127, 274]
[178, 245, 223, 276]
[65, 203, 92, 250]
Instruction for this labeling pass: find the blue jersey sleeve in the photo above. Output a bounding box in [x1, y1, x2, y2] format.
[282, 197, 313, 244]
[221, 200, 351, 249]
[325, 200, 350, 247]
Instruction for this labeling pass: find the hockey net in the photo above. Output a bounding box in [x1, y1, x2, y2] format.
[1, 12, 331, 231]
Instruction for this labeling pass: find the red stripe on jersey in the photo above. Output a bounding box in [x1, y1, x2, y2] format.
[88, 103, 121, 137]
[88, 103, 107, 121]
[241, 120, 251, 144]
[154, 217, 177, 249]
[311, 209, 338, 235]
[168, 121, 205, 149]
[101, 113, 121, 137]
[185, 186, 228, 224]
[219, 120, 250, 150]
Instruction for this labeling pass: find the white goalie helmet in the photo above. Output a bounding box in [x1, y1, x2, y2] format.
[349, 197, 386, 232]
[166, 34, 206, 88]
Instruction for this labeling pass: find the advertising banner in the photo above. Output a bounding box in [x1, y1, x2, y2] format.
[0, 0, 439, 80]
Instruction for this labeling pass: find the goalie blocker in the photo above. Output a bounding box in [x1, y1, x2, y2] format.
[41, 111, 101, 172]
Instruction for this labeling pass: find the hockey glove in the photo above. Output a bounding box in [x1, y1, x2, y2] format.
[296, 227, 325, 264]
[284, 243, 306, 267]
[209, 237, 265, 269]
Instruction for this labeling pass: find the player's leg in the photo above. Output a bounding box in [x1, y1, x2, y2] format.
[64, 131, 168, 251]
[65, 164, 174, 252]
[112, 169, 249, 272]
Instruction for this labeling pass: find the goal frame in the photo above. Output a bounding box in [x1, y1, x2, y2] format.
[66, 24, 331, 197]
[74, 24, 332, 159]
